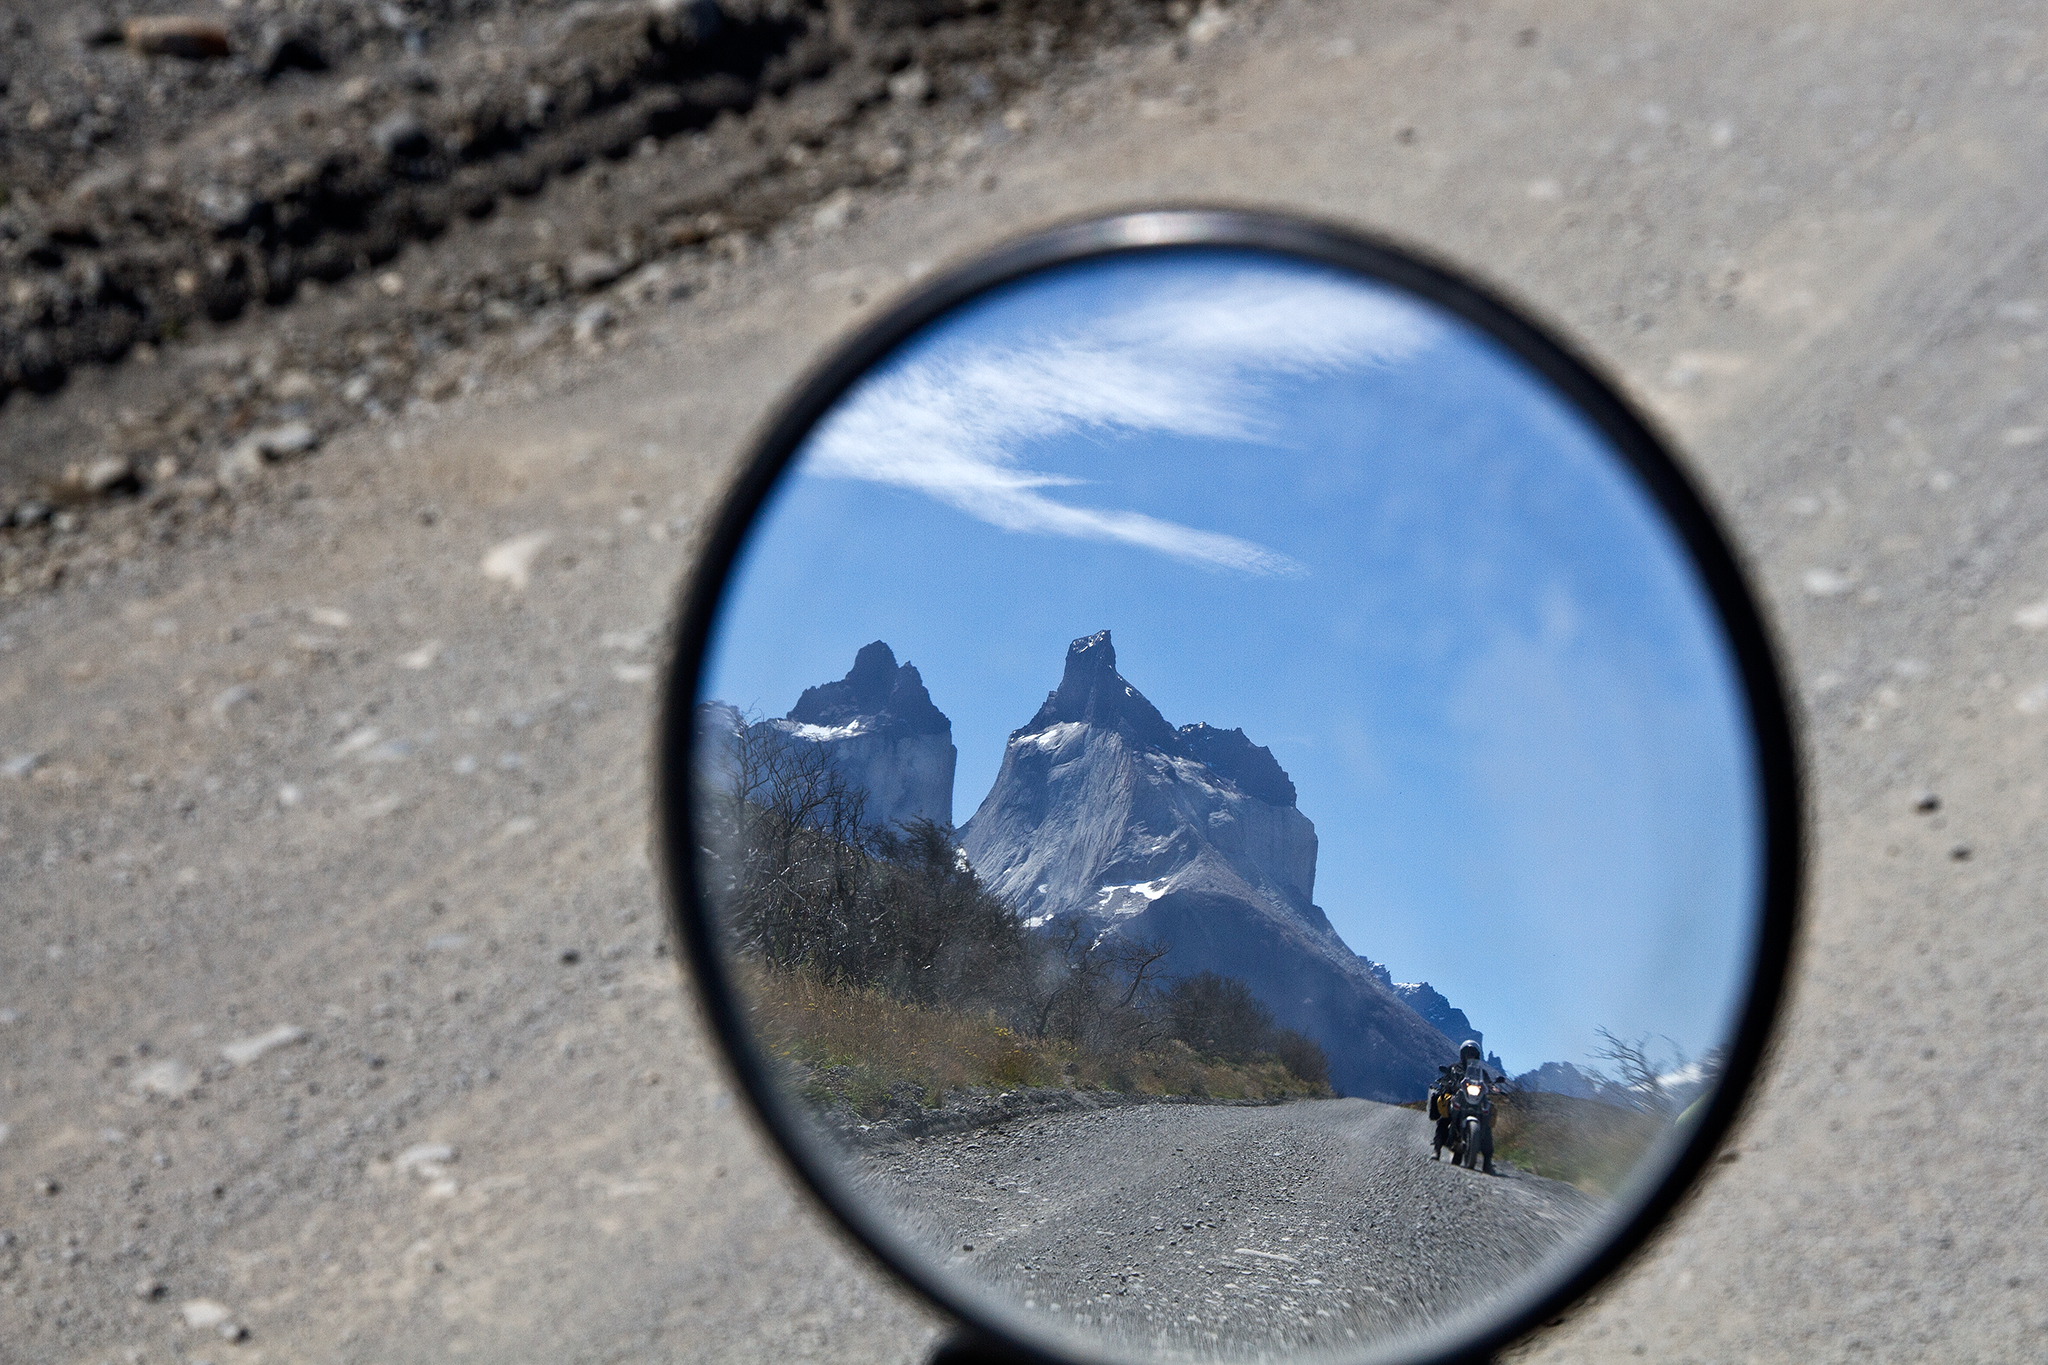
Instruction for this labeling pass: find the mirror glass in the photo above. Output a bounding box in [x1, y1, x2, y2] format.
[683, 246, 1764, 1362]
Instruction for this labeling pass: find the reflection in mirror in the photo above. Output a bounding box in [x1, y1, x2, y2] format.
[688, 249, 1762, 1361]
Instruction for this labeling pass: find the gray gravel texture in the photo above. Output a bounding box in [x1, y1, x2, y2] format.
[6, 0, 2048, 1361]
[850, 1100, 1600, 1360]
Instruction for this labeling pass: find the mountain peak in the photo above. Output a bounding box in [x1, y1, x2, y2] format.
[788, 641, 948, 737]
[1023, 630, 1180, 752]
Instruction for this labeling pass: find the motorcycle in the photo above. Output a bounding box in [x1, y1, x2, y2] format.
[1444, 1062, 1496, 1174]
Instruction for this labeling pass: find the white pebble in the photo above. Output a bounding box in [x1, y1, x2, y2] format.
[180, 1298, 231, 1329]
[333, 726, 382, 756]
[220, 1025, 308, 1067]
[400, 640, 442, 670]
[2014, 600, 2048, 631]
[1, 753, 43, 780]
[481, 532, 554, 590]
[1802, 568, 1855, 597]
[131, 1058, 200, 1098]
[210, 685, 256, 721]
[397, 1142, 457, 1175]
[612, 663, 655, 684]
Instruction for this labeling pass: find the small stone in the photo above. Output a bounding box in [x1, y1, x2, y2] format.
[481, 531, 553, 590]
[135, 1277, 168, 1301]
[2, 753, 45, 780]
[11, 500, 50, 527]
[887, 67, 931, 103]
[1950, 845, 1972, 862]
[180, 1297, 232, 1329]
[371, 110, 433, 160]
[35, 1176, 60, 1196]
[272, 370, 317, 400]
[194, 184, 256, 231]
[131, 1058, 200, 1098]
[396, 1143, 457, 1175]
[1914, 793, 1941, 813]
[399, 640, 441, 670]
[567, 252, 627, 292]
[80, 456, 136, 496]
[572, 303, 615, 344]
[125, 16, 232, 59]
[2015, 599, 2048, 631]
[220, 1025, 308, 1067]
[219, 1321, 250, 1342]
[1802, 568, 1855, 597]
[810, 188, 855, 234]
[219, 423, 319, 484]
[341, 373, 374, 404]
[210, 685, 256, 721]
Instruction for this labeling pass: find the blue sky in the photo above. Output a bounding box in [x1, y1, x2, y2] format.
[700, 249, 1761, 1076]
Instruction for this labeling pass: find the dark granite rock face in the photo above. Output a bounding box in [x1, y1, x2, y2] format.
[1021, 630, 1183, 754]
[961, 630, 1457, 1102]
[789, 640, 951, 737]
[752, 641, 957, 831]
[1177, 722, 1297, 808]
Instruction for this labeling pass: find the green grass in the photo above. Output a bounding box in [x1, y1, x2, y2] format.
[736, 963, 1330, 1120]
[1491, 1090, 1669, 1197]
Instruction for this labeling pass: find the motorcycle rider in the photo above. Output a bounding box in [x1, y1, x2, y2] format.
[1449, 1039, 1497, 1175]
[1430, 1040, 1499, 1173]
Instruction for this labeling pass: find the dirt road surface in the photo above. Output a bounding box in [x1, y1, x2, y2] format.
[9, 0, 2048, 1361]
[854, 1100, 1599, 1359]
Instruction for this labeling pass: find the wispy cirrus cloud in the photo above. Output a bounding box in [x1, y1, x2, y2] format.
[803, 269, 1440, 575]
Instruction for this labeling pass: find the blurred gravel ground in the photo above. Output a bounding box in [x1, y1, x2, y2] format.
[7, 0, 2048, 1361]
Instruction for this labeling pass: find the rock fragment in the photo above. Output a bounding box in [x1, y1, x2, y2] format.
[568, 251, 628, 291]
[220, 1025, 308, 1067]
[1, 753, 45, 780]
[131, 1058, 200, 1098]
[125, 17, 232, 60]
[179, 1297, 232, 1329]
[888, 67, 931, 103]
[572, 302, 615, 345]
[481, 532, 553, 590]
[371, 110, 433, 160]
[219, 423, 319, 484]
[69, 456, 137, 497]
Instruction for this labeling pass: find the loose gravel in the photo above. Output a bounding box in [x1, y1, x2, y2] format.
[853, 1100, 1601, 1360]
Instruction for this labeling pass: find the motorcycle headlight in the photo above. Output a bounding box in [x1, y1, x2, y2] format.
[1465, 1082, 1482, 1097]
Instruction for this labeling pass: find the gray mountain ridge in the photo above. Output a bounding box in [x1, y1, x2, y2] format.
[958, 630, 1461, 1102]
[1360, 957, 1483, 1053]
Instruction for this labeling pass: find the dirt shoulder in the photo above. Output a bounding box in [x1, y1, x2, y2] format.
[0, 0, 1222, 555]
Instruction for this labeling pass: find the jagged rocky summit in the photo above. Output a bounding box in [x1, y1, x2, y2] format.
[959, 630, 1459, 1102]
[1361, 958, 1483, 1052]
[750, 641, 957, 830]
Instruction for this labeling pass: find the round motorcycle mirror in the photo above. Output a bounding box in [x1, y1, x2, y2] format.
[658, 210, 1800, 1365]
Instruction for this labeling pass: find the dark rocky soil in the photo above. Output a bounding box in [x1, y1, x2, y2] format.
[0, 0, 1233, 594]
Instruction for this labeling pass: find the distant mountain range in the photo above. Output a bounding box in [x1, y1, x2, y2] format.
[715, 631, 1496, 1103]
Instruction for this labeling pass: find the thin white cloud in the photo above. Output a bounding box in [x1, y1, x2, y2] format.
[803, 270, 1440, 574]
